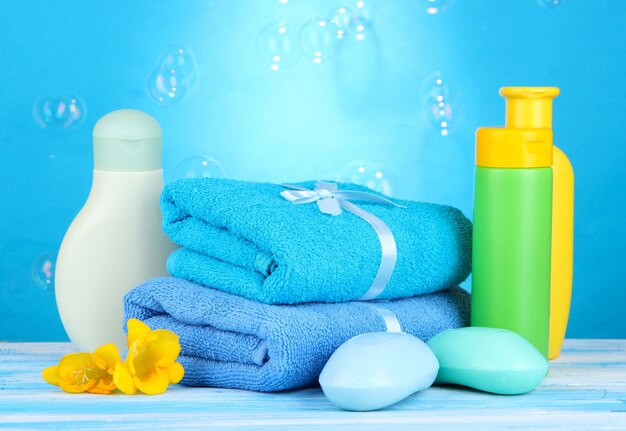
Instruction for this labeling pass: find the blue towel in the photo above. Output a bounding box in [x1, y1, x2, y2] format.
[124, 277, 471, 392]
[161, 178, 472, 304]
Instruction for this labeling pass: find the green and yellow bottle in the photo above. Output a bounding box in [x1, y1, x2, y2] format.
[471, 87, 559, 358]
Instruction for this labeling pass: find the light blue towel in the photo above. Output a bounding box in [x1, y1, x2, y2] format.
[162, 178, 472, 304]
[124, 277, 470, 392]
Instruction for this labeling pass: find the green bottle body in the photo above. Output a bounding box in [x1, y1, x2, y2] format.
[471, 167, 552, 358]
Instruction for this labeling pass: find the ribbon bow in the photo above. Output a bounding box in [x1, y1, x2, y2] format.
[280, 182, 405, 301]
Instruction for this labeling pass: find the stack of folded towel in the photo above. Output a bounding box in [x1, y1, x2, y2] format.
[123, 178, 473, 392]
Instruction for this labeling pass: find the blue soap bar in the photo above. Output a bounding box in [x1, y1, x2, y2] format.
[319, 332, 439, 411]
[426, 327, 548, 395]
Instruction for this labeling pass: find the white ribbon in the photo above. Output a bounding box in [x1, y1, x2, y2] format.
[370, 303, 403, 333]
[280, 182, 405, 301]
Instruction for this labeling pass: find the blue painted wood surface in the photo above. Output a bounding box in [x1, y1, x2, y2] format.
[1, 340, 625, 430]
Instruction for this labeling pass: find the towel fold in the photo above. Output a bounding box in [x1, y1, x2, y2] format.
[124, 277, 471, 392]
[161, 178, 472, 304]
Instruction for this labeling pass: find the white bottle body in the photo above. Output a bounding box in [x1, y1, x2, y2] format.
[55, 169, 177, 352]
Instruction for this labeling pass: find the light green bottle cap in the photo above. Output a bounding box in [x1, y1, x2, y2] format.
[93, 109, 162, 172]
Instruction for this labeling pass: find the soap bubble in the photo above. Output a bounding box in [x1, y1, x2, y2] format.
[257, 21, 300, 71]
[148, 44, 199, 105]
[341, 161, 393, 196]
[351, 17, 373, 42]
[300, 18, 340, 63]
[34, 96, 84, 129]
[175, 156, 225, 180]
[158, 45, 197, 80]
[328, 6, 356, 39]
[354, 0, 373, 22]
[33, 253, 57, 290]
[333, 18, 379, 112]
[422, 0, 455, 14]
[538, 0, 564, 8]
[147, 67, 189, 106]
[422, 73, 458, 136]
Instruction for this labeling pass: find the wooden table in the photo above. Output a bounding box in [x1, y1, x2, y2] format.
[1, 340, 625, 430]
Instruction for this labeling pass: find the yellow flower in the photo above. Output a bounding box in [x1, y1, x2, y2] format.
[113, 318, 184, 395]
[42, 343, 121, 394]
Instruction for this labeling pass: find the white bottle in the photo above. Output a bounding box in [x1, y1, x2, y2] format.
[55, 109, 177, 352]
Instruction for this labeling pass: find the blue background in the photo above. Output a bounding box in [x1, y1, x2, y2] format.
[0, 0, 624, 341]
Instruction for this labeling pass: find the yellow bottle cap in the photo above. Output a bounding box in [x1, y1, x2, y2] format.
[476, 87, 558, 168]
[476, 127, 553, 168]
[501, 87, 560, 128]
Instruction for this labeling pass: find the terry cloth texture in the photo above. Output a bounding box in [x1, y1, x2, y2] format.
[161, 178, 472, 304]
[124, 277, 471, 392]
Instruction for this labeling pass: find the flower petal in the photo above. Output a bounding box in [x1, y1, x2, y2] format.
[113, 362, 137, 395]
[164, 362, 184, 384]
[93, 343, 122, 373]
[87, 384, 115, 395]
[134, 367, 170, 395]
[57, 353, 95, 380]
[127, 318, 151, 349]
[59, 378, 97, 394]
[125, 342, 138, 376]
[149, 330, 181, 367]
[86, 385, 114, 395]
[87, 376, 117, 395]
[44, 352, 116, 394]
[42, 366, 60, 386]
[130, 331, 181, 380]
[92, 355, 106, 370]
